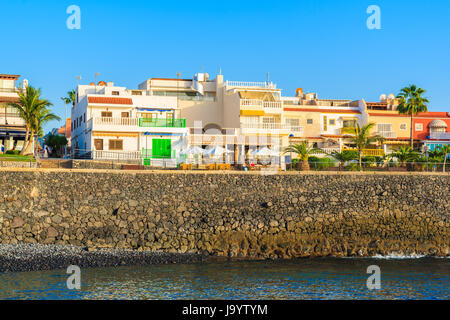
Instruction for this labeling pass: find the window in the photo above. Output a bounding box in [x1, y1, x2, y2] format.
[415, 123, 423, 131]
[329, 119, 336, 126]
[83, 113, 86, 123]
[377, 123, 392, 133]
[131, 90, 142, 96]
[94, 139, 103, 150]
[400, 123, 407, 130]
[142, 113, 155, 119]
[323, 116, 328, 131]
[241, 116, 259, 127]
[101, 111, 112, 118]
[121, 112, 129, 118]
[262, 117, 277, 124]
[109, 139, 123, 150]
[112, 91, 120, 96]
[285, 119, 299, 127]
[343, 120, 356, 128]
[307, 119, 313, 125]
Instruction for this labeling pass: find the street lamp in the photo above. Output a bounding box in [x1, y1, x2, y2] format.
[60, 94, 72, 159]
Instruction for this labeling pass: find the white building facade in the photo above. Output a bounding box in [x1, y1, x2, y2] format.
[71, 82, 189, 166]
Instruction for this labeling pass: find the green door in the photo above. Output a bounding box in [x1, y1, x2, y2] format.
[152, 139, 171, 158]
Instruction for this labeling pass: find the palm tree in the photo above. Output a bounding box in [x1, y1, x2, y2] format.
[34, 108, 61, 138]
[284, 141, 323, 171]
[396, 85, 429, 149]
[389, 146, 420, 167]
[436, 145, 450, 173]
[348, 123, 384, 170]
[8, 86, 55, 155]
[62, 89, 76, 108]
[330, 150, 358, 168]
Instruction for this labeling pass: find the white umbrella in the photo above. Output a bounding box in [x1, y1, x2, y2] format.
[180, 146, 205, 155]
[204, 146, 233, 156]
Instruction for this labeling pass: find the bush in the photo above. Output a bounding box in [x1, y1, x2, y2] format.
[361, 156, 376, 168]
[308, 156, 336, 170]
[346, 162, 360, 171]
[5, 150, 20, 155]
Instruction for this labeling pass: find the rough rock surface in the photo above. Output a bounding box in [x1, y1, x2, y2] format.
[0, 170, 448, 260]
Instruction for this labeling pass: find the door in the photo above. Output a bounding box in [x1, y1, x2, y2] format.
[94, 139, 103, 150]
[152, 139, 171, 158]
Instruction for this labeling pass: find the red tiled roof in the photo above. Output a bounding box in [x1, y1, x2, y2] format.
[0, 74, 20, 80]
[0, 96, 19, 103]
[416, 112, 450, 118]
[369, 112, 450, 118]
[321, 134, 343, 138]
[284, 108, 361, 114]
[88, 96, 133, 105]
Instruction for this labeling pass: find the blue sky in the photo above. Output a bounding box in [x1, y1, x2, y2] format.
[1, 0, 449, 132]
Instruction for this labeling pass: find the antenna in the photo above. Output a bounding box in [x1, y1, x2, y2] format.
[94, 72, 100, 84]
[76, 75, 82, 86]
[266, 72, 270, 83]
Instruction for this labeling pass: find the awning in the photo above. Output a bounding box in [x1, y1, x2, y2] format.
[137, 108, 175, 112]
[241, 110, 265, 116]
[143, 132, 185, 136]
[239, 91, 276, 101]
[0, 130, 26, 137]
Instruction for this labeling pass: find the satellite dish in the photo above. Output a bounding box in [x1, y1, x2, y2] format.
[379, 94, 387, 102]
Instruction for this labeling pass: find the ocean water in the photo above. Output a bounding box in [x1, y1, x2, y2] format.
[0, 257, 448, 300]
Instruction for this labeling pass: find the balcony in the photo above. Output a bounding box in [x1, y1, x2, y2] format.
[0, 88, 21, 93]
[0, 114, 26, 126]
[94, 117, 138, 126]
[376, 131, 397, 138]
[341, 127, 356, 135]
[343, 148, 385, 156]
[240, 99, 283, 114]
[240, 123, 304, 135]
[225, 81, 277, 89]
[88, 117, 187, 133]
[429, 132, 450, 140]
[139, 118, 186, 128]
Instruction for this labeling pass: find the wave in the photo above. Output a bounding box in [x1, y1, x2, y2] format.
[372, 253, 428, 259]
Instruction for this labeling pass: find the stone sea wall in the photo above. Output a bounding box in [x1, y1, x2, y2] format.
[0, 170, 448, 258]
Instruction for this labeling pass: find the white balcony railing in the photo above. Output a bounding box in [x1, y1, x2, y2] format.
[241, 123, 304, 132]
[377, 131, 397, 138]
[225, 81, 277, 89]
[310, 147, 341, 156]
[240, 99, 283, 111]
[93, 117, 138, 126]
[430, 132, 450, 140]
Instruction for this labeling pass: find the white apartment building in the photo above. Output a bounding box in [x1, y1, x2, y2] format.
[0, 74, 28, 152]
[71, 72, 375, 167]
[71, 81, 189, 166]
[139, 72, 366, 161]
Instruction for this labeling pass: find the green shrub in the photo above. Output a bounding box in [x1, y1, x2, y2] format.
[308, 156, 336, 170]
[346, 162, 360, 171]
[5, 150, 20, 155]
